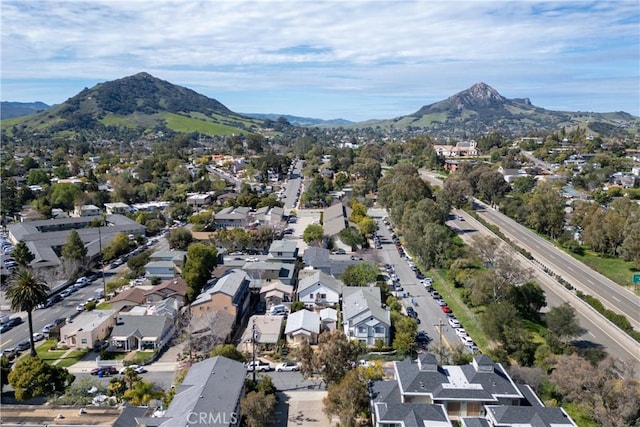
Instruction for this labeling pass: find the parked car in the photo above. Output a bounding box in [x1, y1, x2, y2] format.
[441, 305, 452, 313]
[0, 323, 12, 333]
[415, 331, 429, 343]
[60, 288, 74, 298]
[448, 318, 461, 328]
[436, 299, 446, 307]
[455, 328, 468, 338]
[2, 348, 17, 360]
[32, 333, 45, 342]
[276, 362, 300, 372]
[91, 366, 118, 376]
[246, 360, 272, 372]
[15, 341, 31, 351]
[42, 323, 56, 334]
[119, 365, 146, 375]
[5, 317, 22, 327]
[76, 303, 86, 311]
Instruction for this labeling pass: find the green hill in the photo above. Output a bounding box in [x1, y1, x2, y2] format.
[1, 72, 263, 139]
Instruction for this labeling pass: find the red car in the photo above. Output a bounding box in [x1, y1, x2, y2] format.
[441, 305, 452, 313]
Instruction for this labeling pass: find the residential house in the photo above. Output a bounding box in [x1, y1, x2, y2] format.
[186, 193, 213, 207]
[142, 356, 245, 427]
[148, 250, 186, 269]
[323, 203, 349, 238]
[342, 286, 391, 346]
[104, 202, 131, 215]
[109, 279, 188, 312]
[240, 315, 284, 353]
[319, 307, 338, 330]
[110, 313, 175, 352]
[433, 140, 479, 157]
[297, 269, 343, 309]
[144, 260, 177, 280]
[243, 261, 296, 287]
[303, 247, 361, 277]
[110, 287, 148, 312]
[284, 309, 320, 345]
[268, 239, 299, 263]
[73, 204, 101, 217]
[259, 282, 294, 308]
[191, 269, 251, 326]
[214, 206, 251, 229]
[369, 354, 576, 426]
[59, 310, 115, 350]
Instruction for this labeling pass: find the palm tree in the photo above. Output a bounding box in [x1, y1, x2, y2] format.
[6, 268, 50, 357]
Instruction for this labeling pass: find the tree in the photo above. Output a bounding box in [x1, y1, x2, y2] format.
[168, 227, 193, 250]
[8, 356, 74, 400]
[209, 344, 246, 362]
[443, 175, 473, 208]
[290, 301, 305, 313]
[123, 380, 164, 406]
[49, 377, 107, 405]
[340, 262, 378, 287]
[323, 369, 370, 427]
[61, 229, 87, 263]
[550, 355, 640, 427]
[103, 232, 132, 261]
[296, 338, 316, 379]
[122, 367, 141, 390]
[525, 182, 565, 239]
[315, 329, 360, 385]
[620, 218, 640, 266]
[182, 243, 217, 301]
[357, 217, 377, 237]
[392, 314, 418, 356]
[302, 224, 324, 246]
[7, 268, 49, 357]
[509, 281, 546, 321]
[241, 391, 276, 427]
[0, 355, 10, 392]
[481, 301, 521, 346]
[12, 240, 34, 267]
[61, 229, 88, 279]
[544, 303, 582, 343]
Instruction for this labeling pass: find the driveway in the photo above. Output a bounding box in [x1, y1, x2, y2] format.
[274, 390, 332, 427]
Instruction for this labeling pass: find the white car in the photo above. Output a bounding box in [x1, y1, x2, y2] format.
[460, 335, 474, 346]
[120, 365, 147, 374]
[437, 299, 446, 306]
[76, 303, 86, 311]
[32, 332, 45, 342]
[455, 328, 467, 338]
[448, 318, 461, 328]
[275, 362, 300, 372]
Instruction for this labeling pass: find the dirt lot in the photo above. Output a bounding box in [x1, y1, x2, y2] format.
[274, 390, 333, 427]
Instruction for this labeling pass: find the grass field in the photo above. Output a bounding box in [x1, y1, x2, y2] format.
[35, 340, 66, 363]
[160, 112, 245, 135]
[568, 249, 638, 289]
[55, 349, 89, 368]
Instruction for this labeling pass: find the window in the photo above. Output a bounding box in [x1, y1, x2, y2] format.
[81, 338, 88, 344]
[358, 326, 367, 334]
[374, 326, 385, 334]
[309, 293, 314, 299]
[320, 293, 326, 299]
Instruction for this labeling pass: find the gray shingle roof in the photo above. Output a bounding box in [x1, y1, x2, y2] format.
[297, 269, 343, 294]
[284, 309, 320, 335]
[486, 405, 577, 426]
[111, 314, 172, 340]
[160, 356, 246, 427]
[342, 287, 390, 327]
[374, 402, 451, 427]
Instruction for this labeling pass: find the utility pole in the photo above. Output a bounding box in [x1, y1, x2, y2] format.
[98, 215, 107, 300]
[433, 318, 445, 364]
[252, 318, 258, 384]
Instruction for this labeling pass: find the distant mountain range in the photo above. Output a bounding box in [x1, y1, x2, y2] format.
[1, 101, 51, 119]
[242, 113, 352, 127]
[2, 73, 637, 139]
[361, 82, 638, 136]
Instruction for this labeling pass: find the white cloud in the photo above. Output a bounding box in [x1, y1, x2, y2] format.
[1, 1, 638, 119]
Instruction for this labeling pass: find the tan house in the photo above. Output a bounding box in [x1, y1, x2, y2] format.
[110, 278, 189, 312]
[59, 310, 115, 349]
[259, 282, 293, 308]
[284, 309, 320, 346]
[191, 269, 251, 325]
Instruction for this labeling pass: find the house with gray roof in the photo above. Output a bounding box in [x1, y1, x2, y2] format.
[323, 203, 349, 237]
[268, 239, 298, 263]
[110, 313, 175, 352]
[284, 309, 320, 345]
[191, 269, 251, 326]
[373, 402, 452, 427]
[214, 206, 251, 229]
[302, 247, 361, 276]
[342, 286, 390, 346]
[242, 261, 296, 286]
[143, 356, 245, 427]
[297, 268, 343, 309]
[370, 354, 575, 426]
[6, 214, 145, 270]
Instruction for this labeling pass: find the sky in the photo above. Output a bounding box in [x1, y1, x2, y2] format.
[1, 1, 638, 122]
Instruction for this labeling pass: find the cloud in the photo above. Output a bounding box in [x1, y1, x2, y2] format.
[1, 0, 638, 119]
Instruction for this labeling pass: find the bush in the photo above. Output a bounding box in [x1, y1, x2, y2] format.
[85, 301, 97, 311]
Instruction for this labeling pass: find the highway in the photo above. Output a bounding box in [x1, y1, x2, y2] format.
[451, 211, 640, 373]
[472, 198, 640, 331]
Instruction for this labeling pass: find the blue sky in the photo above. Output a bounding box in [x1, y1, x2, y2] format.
[1, 1, 638, 121]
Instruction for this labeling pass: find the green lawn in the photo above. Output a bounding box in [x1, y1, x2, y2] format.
[568, 249, 639, 290]
[55, 349, 89, 368]
[96, 302, 112, 310]
[36, 340, 66, 363]
[431, 269, 488, 350]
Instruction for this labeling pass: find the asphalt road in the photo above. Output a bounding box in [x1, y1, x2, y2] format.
[370, 212, 470, 355]
[282, 159, 303, 211]
[472, 198, 640, 331]
[451, 209, 640, 373]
